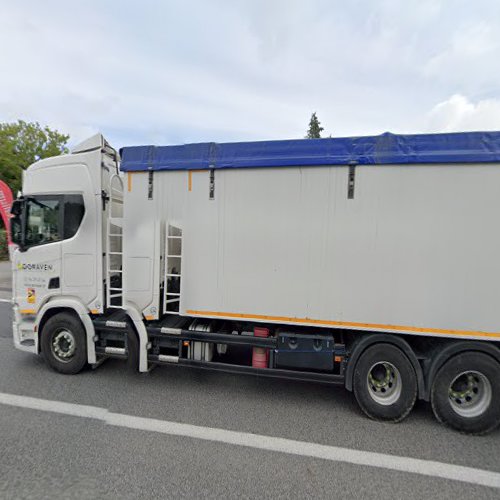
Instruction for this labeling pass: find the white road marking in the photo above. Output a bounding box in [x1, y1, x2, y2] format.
[0, 298, 11, 303]
[0, 391, 499, 489]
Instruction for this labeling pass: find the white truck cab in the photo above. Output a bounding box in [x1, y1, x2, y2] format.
[10, 134, 120, 358]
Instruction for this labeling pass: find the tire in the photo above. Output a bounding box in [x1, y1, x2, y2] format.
[353, 343, 417, 422]
[431, 352, 500, 435]
[41, 312, 87, 374]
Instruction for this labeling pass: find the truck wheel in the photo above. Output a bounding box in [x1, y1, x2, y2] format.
[353, 343, 417, 422]
[431, 352, 500, 435]
[41, 312, 87, 375]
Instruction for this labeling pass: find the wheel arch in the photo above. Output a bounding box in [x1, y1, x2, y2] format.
[345, 334, 425, 399]
[36, 298, 96, 364]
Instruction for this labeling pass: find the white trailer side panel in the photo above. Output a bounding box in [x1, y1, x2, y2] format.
[125, 163, 500, 339]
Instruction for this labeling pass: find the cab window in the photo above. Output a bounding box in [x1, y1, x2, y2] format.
[25, 196, 62, 246]
[63, 195, 85, 239]
[19, 194, 85, 249]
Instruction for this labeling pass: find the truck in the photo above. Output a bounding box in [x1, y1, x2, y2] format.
[9, 131, 500, 434]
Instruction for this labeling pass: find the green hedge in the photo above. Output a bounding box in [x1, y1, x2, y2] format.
[0, 229, 9, 261]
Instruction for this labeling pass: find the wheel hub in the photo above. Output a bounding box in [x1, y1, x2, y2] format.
[367, 361, 402, 406]
[448, 371, 492, 418]
[52, 329, 76, 362]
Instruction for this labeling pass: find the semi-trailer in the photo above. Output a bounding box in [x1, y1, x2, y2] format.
[9, 131, 500, 434]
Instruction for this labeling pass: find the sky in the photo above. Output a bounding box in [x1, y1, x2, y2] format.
[1, 0, 500, 148]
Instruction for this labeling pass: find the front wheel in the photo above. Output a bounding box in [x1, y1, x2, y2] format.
[353, 343, 417, 422]
[431, 352, 500, 435]
[41, 312, 87, 374]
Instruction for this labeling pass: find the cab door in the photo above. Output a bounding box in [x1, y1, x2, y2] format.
[13, 195, 62, 313]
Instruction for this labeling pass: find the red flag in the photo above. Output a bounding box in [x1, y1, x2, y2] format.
[0, 180, 14, 245]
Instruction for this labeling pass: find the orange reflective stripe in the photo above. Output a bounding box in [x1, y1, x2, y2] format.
[185, 310, 500, 339]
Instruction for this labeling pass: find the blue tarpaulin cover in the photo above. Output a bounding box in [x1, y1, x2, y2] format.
[120, 131, 500, 172]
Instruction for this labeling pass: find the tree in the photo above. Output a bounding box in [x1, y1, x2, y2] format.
[305, 112, 324, 139]
[0, 120, 69, 196]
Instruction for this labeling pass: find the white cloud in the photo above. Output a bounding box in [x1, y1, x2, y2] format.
[426, 94, 500, 132]
[423, 21, 500, 91]
[0, 0, 499, 148]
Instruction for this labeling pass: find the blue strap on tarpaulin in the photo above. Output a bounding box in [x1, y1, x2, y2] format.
[120, 131, 500, 172]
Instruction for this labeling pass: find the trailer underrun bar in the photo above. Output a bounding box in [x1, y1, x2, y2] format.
[152, 359, 345, 385]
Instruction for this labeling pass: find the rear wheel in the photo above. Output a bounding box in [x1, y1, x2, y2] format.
[41, 312, 87, 374]
[353, 343, 417, 422]
[431, 352, 500, 435]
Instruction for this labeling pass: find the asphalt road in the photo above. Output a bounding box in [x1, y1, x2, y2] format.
[1, 302, 500, 499]
[0, 259, 12, 300]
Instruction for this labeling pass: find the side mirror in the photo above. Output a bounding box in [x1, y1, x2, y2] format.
[10, 199, 24, 217]
[10, 216, 24, 250]
[10, 198, 25, 251]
